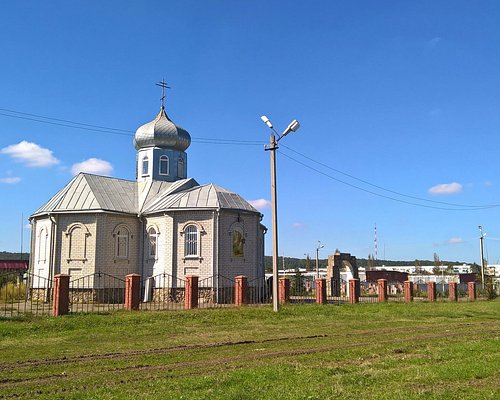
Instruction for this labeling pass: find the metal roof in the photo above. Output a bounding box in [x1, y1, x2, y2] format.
[32, 175, 258, 218]
[133, 107, 191, 151]
[31, 174, 137, 217]
[142, 183, 259, 214]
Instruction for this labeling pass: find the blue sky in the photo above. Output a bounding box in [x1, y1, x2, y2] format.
[1, 1, 500, 263]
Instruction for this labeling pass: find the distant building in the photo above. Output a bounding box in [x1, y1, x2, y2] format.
[365, 270, 408, 283]
[0, 260, 28, 274]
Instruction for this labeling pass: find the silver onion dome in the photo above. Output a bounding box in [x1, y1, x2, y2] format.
[133, 107, 191, 151]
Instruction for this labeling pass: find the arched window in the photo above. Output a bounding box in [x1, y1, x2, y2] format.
[232, 228, 245, 257]
[148, 227, 158, 259]
[184, 224, 198, 257]
[177, 157, 184, 178]
[159, 155, 169, 175]
[38, 227, 48, 263]
[142, 155, 149, 176]
[114, 227, 129, 259]
[66, 223, 90, 261]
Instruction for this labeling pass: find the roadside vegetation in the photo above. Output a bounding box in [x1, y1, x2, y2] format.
[0, 302, 498, 399]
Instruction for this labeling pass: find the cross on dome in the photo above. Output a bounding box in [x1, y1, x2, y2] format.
[155, 79, 171, 109]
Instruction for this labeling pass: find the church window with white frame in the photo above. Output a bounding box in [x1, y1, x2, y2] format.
[159, 155, 169, 175]
[142, 155, 149, 176]
[148, 226, 158, 259]
[184, 224, 198, 257]
[115, 227, 129, 259]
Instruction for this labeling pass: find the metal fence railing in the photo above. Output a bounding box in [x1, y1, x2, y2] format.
[140, 273, 186, 311]
[69, 272, 126, 314]
[248, 277, 271, 305]
[0, 271, 53, 317]
[198, 275, 236, 309]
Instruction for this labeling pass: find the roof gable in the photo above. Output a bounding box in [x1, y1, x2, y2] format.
[31, 174, 137, 217]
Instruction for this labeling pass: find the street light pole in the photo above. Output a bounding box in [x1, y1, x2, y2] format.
[316, 240, 324, 278]
[262, 116, 300, 312]
[479, 226, 486, 289]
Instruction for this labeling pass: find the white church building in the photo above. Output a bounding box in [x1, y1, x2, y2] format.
[29, 92, 266, 292]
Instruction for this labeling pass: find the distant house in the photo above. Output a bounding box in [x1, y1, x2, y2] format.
[0, 260, 28, 274]
[365, 270, 408, 283]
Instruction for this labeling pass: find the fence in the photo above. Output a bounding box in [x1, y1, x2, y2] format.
[0, 271, 52, 317]
[1, 271, 493, 318]
[69, 272, 126, 314]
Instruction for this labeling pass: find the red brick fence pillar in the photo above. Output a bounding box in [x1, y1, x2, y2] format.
[279, 277, 290, 305]
[377, 279, 388, 302]
[185, 275, 199, 309]
[449, 282, 458, 302]
[235, 275, 248, 306]
[427, 281, 436, 302]
[404, 280, 413, 303]
[316, 278, 327, 305]
[468, 281, 476, 301]
[349, 279, 360, 304]
[125, 273, 141, 310]
[53, 274, 70, 316]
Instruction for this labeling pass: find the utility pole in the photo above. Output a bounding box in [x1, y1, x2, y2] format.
[479, 226, 486, 289]
[262, 115, 300, 312]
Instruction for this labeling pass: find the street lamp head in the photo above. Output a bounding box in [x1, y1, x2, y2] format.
[260, 115, 273, 129]
[282, 119, 300, 137]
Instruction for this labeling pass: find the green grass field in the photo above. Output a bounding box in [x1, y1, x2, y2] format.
[0, 302, 499, 399]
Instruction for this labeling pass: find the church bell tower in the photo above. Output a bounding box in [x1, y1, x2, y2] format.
[133, 80, 191, 183]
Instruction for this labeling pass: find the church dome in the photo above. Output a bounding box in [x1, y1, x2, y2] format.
[133, 107, 191, 151]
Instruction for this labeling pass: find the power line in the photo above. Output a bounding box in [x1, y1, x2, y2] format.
[278, 150, 495, 211]
[0, 108, 265, 146]
[280, 144, 500, 209]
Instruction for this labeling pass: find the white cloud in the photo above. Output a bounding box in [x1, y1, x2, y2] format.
[427, 37, 441, 48]
[448, 237, 465, 244]
[1, 141, 59, 167]
[428, 182, 463, 195]
[0, 177, 21, 184]
[484, 180, 493, 187]
[291, 222, 305, 229]
[71, 158, 113, 176]
[249, 198, 271, 210]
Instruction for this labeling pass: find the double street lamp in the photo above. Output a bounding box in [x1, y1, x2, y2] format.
[261, 115, 300, 312]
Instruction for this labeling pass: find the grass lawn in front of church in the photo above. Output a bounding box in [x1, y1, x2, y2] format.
[0, 301, 499, 399]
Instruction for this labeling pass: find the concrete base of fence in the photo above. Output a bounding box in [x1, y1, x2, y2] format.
[377, 279, 388, 302]
[404, 280, 413, 303]
[53, 274, 70, 316]
[125, 274, 140, 310]
[316, 278, 326, 304]
[427, 281, 436, 302]
[235, 275, 248, 306]
[349, 279, 360, 304]
[185, 275, 199, 309]
[468, 282, 476, 301]
[449, 282, 458, 302]
[279, 277, 290, 304]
